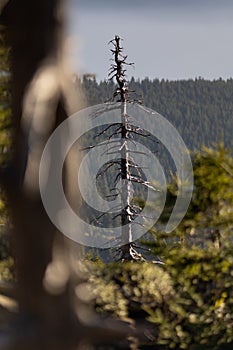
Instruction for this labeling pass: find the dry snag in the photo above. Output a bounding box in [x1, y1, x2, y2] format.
[89, 35, 158, 261]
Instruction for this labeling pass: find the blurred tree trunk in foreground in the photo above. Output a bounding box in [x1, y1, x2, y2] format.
[0, 1, 125, 349]
[0, 1, 80, 349]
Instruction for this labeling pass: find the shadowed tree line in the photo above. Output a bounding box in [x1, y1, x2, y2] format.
[82, 76, 233, 152]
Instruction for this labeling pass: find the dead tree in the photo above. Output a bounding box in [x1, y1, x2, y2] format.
[109, 36, 136, 260]
[88, 36, 155, 261]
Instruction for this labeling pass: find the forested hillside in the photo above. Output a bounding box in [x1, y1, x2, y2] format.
[82, 77, 233, 151]
[2, 0, 233, 348]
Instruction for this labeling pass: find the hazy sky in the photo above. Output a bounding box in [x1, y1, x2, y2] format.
[67, 0, 233, 81]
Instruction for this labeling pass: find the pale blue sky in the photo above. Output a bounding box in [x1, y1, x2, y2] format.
[67, 0, 233, 81]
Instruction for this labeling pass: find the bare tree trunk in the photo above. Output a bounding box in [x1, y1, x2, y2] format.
[120, 100, 133, 259]
[109, 36, 145, 261]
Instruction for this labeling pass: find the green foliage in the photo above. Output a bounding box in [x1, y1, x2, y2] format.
[87, 145, 233, 349]
[89, 261, 173, 322]
[192, 144, 233, 230]
[88, 246, 233, 349]
[0, 257, 14, 282]
[160, 144, 233, 249]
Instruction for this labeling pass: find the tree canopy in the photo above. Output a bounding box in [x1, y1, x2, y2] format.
[82, 76, 233, 152]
